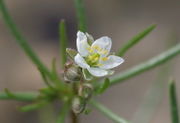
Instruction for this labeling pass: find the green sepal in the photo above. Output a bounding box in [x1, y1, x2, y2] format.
[95, 78, 110, 94]
[66, 48, 78, 60]
[82, 69, 94, 81]
[86, 32, 94, 45]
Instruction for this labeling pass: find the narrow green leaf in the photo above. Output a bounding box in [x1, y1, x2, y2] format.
[4, 88, 16, 98]
[57, 102, 70, 123]
[0, 92, 38, 101]
[19, 101, 48, 112]
[90, 100, 129, 123]
[51, 58, 58, 78]
[38, 67, 55, 89]
[0, 0, 53, 80]
[66, 48, 78, 60]
[169, 79, 179, 123]
[118, 24, 156, 56]
[50, 58, 66, 89]
[95, 78, 110, 94]
[39, 88, 55, 96]
[74, 0, 87, 32]
[59, 20, 68, 68]
[95, 43, 180, 88]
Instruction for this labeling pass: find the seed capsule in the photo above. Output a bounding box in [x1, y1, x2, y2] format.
[72, 96, 86, 114]
[78, 83, 93, 100]
[64, 62, 82, 83]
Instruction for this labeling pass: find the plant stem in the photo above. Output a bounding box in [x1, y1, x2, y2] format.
[71, 110, 79, 123]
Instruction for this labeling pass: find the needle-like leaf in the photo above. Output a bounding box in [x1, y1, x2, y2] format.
[95, 43, 180, 88]
[74, 0, 87, 32]
[0, 92, 38, 101]
[0, 0, 53, 80]
[169, 79, 179, 123]
[95, 78, 110, 94]
[19, 101, 48, 112]
[90, 100, 129, 123]
[118, 24, 156, 56]
[59, 20, 68, 68]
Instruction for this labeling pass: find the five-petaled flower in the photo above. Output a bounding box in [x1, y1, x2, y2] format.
[74, 31, 124, 77]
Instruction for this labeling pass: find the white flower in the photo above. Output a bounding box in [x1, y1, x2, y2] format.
[74, 31, 124, 77]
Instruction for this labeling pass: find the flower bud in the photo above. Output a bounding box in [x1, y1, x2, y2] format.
[64, 62, 82, 83]
[78, 83, 93, 100]
[72, 96, 86, 114]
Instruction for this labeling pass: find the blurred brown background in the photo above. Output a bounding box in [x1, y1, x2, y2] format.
[0, 0, 180, 123]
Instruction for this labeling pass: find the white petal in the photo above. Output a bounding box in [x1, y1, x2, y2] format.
[87, 67, 108, 77]
[76, 31, 90, 57]
[99, 55, 124, 69]
[91, 36, 112, 56]
[74, 53, 90, 69]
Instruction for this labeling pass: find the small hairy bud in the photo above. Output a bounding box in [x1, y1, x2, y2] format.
[72, 96, 86, 114]
[64, 62, 82, 83]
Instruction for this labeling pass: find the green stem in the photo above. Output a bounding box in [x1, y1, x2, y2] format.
[169, 79, 179, 123]
[71, 110, 79, 123]
[0, 0, 53, 80]
[0, 92, 38, 101]
[90, 100, 129, 123]
[96, 43, 180, 88]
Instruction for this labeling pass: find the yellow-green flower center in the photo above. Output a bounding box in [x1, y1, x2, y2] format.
[85, 45, 109, 67]
[85, 53, 100, 67]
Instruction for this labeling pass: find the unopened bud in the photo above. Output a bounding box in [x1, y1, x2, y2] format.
[72, 96, 86, 114]
[64, 62, 82, 83]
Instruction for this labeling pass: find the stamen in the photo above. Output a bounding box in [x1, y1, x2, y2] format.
[96, 63, 103, 67]
[101, 57, 108, 61]
[85, 53, 100, 67]
[93, 57, 99, 62]
[100, 50, 108, 55]
[92, 45, 101, 51]
[87, 47, 94, 53]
